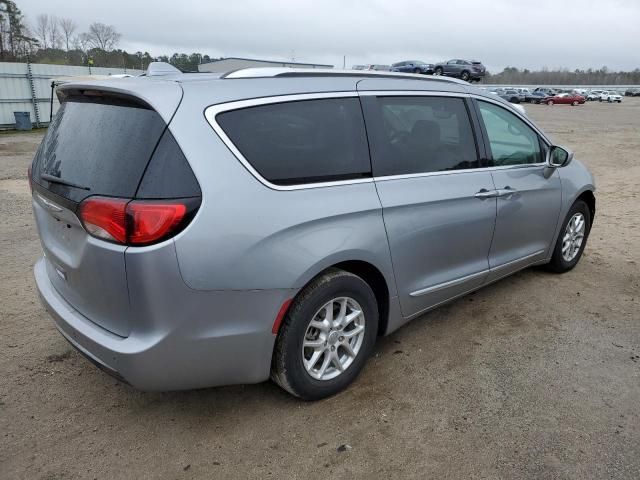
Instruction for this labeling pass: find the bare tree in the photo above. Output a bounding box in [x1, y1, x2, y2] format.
[34, 13, 49, 49]
[47, 15, 61, 49]
[59, 17, 76, 51]
[84, 22, 120, 50]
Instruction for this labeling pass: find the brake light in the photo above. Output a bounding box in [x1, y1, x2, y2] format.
[79, 197, 128, 243]
[79, 196, 195, 246]
[127, 201, 186, 245]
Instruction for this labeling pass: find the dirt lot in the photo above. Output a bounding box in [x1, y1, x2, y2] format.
[1, 99, 639, 479]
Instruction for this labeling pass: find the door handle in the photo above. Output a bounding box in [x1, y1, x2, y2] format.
[474, 188, 498, 199]
[496, 186, 518, 198]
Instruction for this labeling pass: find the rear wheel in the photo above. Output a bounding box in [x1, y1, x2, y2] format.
[546, 200, 591, 273]
[271, 268, 378, 400]
[460, 71, 470, 81]
[413, 67, 421, 74]
[547, 100, 554, 106]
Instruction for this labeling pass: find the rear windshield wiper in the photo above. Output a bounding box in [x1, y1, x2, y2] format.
[40, 173, 91, 191]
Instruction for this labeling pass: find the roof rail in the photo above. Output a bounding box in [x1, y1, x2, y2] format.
[222, 67, 470, 85]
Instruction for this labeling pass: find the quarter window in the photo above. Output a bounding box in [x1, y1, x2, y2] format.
[216, 98, 370, 186]
[477, 101, 543, 166]
[364, 96, 479, 176]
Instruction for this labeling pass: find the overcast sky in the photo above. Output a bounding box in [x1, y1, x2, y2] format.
[19, 0, 640, 72]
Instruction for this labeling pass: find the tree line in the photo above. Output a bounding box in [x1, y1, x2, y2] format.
[486, 66, 640, 85]
[0, 0, 217, 71]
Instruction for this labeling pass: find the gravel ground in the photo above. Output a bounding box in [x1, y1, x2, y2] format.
[1, 99, 639, 479]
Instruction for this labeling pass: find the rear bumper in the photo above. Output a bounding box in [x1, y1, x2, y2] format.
[34, 256, 294, 390]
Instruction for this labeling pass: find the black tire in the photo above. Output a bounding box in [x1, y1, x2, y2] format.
[434, 67, 443, 76]
[413, 67, 421, 74]
[547, 100, 554, 105]
[546, 200, 591, 273]
[271, 268, 379, 400]
[460, 70, 470, 81]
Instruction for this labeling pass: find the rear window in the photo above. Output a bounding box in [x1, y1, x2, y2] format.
[32, 97, 166, 203]
[216, 98, 371, 186]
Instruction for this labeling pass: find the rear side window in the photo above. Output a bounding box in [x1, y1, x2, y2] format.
[216, 98, 371, 186]
[362, 96, 479, 176]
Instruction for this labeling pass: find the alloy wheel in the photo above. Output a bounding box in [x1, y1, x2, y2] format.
[562, 213, 586, 262]
[302, 297, 366, 381]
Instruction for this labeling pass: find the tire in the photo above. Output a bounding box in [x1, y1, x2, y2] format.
[460, 71, 470, 81]
[547, 100, 554, 106]
[271, 268, 379, 400]
[599, 98, 603, 102]
[572, 100, 579, 106]
[413, 67, 421, 74]
[434, 67, 443, 76]
[546, 200, 591, 273]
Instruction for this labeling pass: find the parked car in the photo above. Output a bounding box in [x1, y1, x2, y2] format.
[498, 89, 523, 103]
[390, 60, 434, 74]
[625, 88, 640, 96]
[525, 91, 551, 104]
[586, 90, 604, 101]
[544, 93, 586, 106]
[599, 91, 622, 103]
[533, 87, 557, 96]
[30, 64, 596, 400]
[433, 59, 486, 82]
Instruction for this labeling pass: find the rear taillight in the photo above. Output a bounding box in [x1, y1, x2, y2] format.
[79, 196, 197, 246]
[79, 197, 128, 243]
[127, 201, 186, 245]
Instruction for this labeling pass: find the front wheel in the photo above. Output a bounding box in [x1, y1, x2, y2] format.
[413, 67, 421, 74]
[572, 100, 579, 106]
[546, 200, 591, 273]
[434, 67, 443, 76]
[460, 71, 470, 81]
[547, 100, 554, 106]
[271, 268, 379, 400]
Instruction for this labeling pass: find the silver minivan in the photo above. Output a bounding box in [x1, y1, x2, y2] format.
[31, 65, 596, 400]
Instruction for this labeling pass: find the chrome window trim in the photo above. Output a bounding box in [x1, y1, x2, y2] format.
[372, 162, 547, 183]
[204, 92, 373, 191]
[204, 90, 552, 190]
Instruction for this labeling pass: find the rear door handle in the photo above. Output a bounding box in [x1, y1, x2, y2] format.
[475, 189, 498, 199]
[496, 186, 518, 198]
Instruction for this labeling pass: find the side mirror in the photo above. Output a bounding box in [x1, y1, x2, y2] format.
[547, 145, 574, 168]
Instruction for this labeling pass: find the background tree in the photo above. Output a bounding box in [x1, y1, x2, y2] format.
[33, 13, 50, 49]
[84, 22, 120, 50]
[59, 17, 75, 51]
[0, 0, 33, 59]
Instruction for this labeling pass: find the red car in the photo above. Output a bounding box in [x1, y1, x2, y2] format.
[544, 93, 586, 106]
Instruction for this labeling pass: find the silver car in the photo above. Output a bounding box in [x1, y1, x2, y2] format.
[31, 64, 596, 400]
